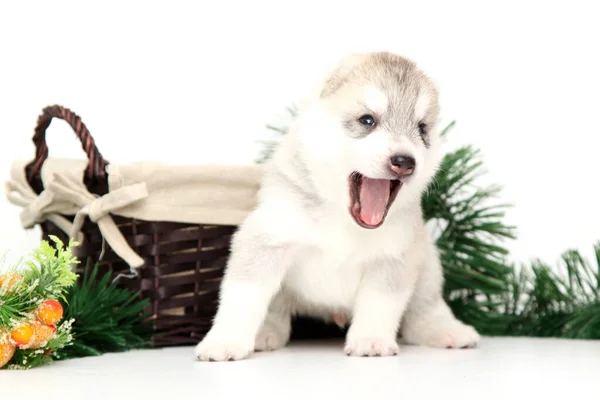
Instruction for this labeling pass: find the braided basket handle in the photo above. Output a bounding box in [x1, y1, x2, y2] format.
[25, 105, 109, 189]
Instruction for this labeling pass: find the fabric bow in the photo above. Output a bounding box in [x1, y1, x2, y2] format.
[5, 173, 148, 269]
[5, 178, 79, 241]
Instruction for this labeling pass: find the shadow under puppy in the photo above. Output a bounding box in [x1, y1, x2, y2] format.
[196, 51, 480, 361]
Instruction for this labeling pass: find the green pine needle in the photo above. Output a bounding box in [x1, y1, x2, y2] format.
[57, 261, 152, 360]
[499, 243, 600, 338]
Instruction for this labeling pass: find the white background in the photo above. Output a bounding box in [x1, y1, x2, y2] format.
[1, 0, 599, 269]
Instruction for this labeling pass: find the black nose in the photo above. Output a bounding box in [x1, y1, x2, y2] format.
[389, 154, 416, 177]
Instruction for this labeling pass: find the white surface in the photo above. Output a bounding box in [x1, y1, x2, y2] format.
[0, 1, 599, 270]
[1, 337, 599, 399]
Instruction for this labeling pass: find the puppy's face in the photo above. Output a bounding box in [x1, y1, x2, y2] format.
[300, 53, 442, 229]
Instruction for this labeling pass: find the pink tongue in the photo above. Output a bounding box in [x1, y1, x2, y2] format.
[359, 178, 390, 226]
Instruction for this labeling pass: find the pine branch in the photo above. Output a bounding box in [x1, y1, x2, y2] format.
[424, 141, 517, 330]
[58, 261, 152, 360]
[23, 237, 79, 302]
[1, 237, 77, 369]
[498, 243, 600, 338]
[0, 236, 78, 328]
[255, 104, 299, 164]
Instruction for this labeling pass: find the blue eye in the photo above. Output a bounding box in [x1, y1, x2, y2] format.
[358, 115, 376, 127]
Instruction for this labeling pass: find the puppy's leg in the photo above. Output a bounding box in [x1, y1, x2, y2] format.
[254, 289, 292, 351]
[344, 260, 417, 357]
[195, 223, 296, 362]
[401, 241, 480, 349]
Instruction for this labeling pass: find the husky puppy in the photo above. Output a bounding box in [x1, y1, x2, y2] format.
[195, 52, 480, 361]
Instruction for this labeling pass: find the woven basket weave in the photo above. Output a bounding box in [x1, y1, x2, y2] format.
[11, 105, 344, 347]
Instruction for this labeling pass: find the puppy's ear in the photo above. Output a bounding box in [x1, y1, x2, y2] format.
[320, 53, 368, 98]
[296, 53, 368, 113]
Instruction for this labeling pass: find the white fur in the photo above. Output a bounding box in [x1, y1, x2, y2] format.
[195, 53, 480, 361]
[414, 90, 431, 122]
[363, 85, 389, 116]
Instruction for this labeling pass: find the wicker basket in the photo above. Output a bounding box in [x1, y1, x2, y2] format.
[6, 105, 344, 347]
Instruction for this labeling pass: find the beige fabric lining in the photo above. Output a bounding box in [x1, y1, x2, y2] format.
[5, 158, 263, 270]
[107, 161, 262, 226]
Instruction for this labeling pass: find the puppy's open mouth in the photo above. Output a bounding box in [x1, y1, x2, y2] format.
[349, 173, 402, 229]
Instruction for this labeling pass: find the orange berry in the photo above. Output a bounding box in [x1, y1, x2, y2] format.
[29, 321, 57, 349]
[0, 272, 23, 293]
[0, 340, 16, 368]
[10, 323, 34, 348]
[36, 299, 64, 325]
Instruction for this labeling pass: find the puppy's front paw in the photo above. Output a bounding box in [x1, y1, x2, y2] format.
[195, 330, 254, 362]
[405, 320, 480, 349]
[254, 321, 289, 352]
[434, 322, 480, 349]
[344, 336, 400, 357]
